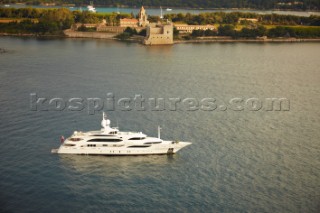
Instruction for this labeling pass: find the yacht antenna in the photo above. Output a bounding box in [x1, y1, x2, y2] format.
[116, 117, 119, 129]
[158, 126, 161, 139]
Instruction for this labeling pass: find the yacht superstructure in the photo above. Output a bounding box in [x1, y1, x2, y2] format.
[52, 113, 191, 155]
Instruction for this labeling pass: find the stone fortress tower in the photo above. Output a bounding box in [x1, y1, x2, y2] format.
[143, 21, 174, 45]
[118, 6, 173, 45]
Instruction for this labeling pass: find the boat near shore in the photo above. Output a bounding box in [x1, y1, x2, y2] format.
[87, 5, 96, 13]
[51, 113, 191, 156]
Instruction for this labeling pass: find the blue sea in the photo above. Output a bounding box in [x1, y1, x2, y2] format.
[0, 37, 319, 212]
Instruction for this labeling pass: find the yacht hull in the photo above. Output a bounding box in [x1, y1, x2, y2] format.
[57, 142, 191, 156]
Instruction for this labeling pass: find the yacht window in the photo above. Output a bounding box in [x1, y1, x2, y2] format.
[144, 141, 162, 144]
[91, 131, 117, 136]
[88, 138, 122, 142]
[69, 138, 82, 141]
[127, 145, 150, 148]
[128, 137, 146, 140]
[63, 144, 75, 146]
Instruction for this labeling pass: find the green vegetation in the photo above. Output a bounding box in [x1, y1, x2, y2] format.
[0, 8, 73, 34]
[0, 19, 36, 34]
[167, 11, 320, 39]
[115, 27, 137, 40]
[1, 8, 319, 27]
[0, 8, 131, 34]
[198, 24, 320, 38]
[267, 26, 320, 38]
[218, 24, 237, 37]
[164, 12, 320, 26]
[0, 8, 131, 24]
[103, 12, 132, 26]
[238, 25, 267, 37]
[173, 26, 179, 39]
[0, 8, 319, 39]
[191, 29, 217, 37]
[115, 27, 146, 40]
[148, 15, 161, 23]
[73, 11, 102, 23]
[1, 0, 319, 10]
[138, 28, 146, 36]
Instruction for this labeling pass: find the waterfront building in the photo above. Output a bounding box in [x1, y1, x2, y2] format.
[120, 18, 139, 28]
[238, 18, 259, 23]
[174, 24, 216, 33]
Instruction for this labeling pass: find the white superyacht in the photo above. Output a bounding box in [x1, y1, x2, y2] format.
[52, 113, 191, 155]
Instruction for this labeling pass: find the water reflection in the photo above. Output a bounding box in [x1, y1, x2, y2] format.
[145, 45, 173, 55]
[59, 154, 177, 178]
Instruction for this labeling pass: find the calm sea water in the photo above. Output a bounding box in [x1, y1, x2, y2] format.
[0, 37, 319, 212]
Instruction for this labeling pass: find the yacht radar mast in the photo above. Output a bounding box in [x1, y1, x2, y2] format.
[101, 112, 113, 133]
[158, 126, 161, 139]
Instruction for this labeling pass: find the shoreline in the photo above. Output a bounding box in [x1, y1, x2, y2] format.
[4, 4, 320, 12]
[0, 32, 65, 38]
[1, 33, 320, 44]
[174, 37, 320, 44]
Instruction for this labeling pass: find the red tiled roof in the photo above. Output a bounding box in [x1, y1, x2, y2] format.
[120, 18, 138, 23]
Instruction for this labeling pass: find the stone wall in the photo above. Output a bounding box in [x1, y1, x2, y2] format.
[63, 29, 116, 39]
[97, 26, 145, 33]
[97, 26, 126, 33]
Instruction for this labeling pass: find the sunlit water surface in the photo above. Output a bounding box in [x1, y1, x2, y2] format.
[0, 37, 319, 212]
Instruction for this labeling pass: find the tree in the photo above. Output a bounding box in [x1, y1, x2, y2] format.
[218, 24, 236, 37]
[39, 8, 74, 30]
[173, 27, 179, 38]
[124, 27, 137, 36]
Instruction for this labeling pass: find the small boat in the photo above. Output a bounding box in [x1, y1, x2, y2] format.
[52, 113, 191, 156]
[87, 1, 96, 13]
[87, 5, 96, 13]
[166, 8, 172, 11]
[4, 4, 10, 7]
